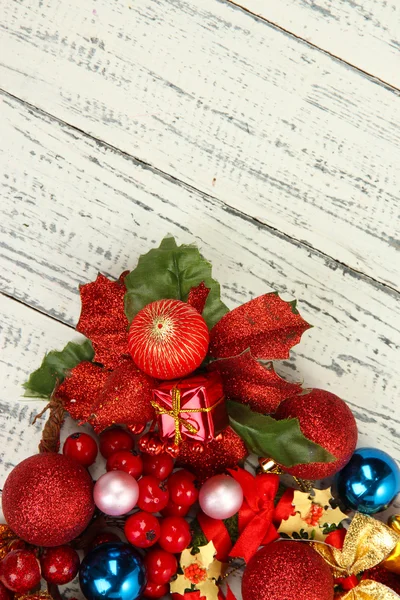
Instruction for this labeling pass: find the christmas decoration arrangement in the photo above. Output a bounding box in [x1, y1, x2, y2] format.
[1, 235, 400, 600]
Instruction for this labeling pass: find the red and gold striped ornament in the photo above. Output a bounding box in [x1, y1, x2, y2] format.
[128, 299, 210, 380]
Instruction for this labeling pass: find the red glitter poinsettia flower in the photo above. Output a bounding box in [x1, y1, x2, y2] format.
[57, 274, 309, 434]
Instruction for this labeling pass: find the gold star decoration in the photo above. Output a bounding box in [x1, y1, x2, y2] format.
[170, 541, 225, 600]
[278, 487, 348, 542]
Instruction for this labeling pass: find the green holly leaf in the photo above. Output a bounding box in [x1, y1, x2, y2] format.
[227, 400, 336, 468]
[23, 339, 94, 399]
[124, 236, 229, 329]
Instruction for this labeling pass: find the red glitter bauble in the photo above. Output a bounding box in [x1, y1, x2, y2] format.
[2, 453, 95, 547]
[274, 389, 358, 479]
[128, 299, 209, 380]
[176, 426, 248, 483]
[242, 541, 334, 600]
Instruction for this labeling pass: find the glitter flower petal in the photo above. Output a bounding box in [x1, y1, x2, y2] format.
[209, 293, 311, 360]
[77, 272, 130, 369]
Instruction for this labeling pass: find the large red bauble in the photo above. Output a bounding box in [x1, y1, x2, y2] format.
[2, 453, 95, 547]
[274, 388, 358, 479]
[128, 299, 209, 379]
[242, 541, 334, 600]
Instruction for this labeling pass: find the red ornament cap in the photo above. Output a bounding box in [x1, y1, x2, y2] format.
[274, 388, 358, 479]
[2, 453, 95, 547]
[128, 299, 209, 380]
[242, 541, 334, 600]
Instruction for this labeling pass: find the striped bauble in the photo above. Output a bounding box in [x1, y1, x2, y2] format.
[128, 299, 209, 380]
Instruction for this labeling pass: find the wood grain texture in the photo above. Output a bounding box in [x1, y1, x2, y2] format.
[230, 0, 400, 89]
[1, 0, 399, 289]
[1, 90, 399, 474]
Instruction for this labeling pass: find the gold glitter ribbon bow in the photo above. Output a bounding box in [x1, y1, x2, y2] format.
[151, 387, 224, 446]
[313, 513, 400, 599]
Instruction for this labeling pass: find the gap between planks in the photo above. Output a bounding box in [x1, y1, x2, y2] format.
[225, 0, 400, 94]
[1, 86, 398, 301]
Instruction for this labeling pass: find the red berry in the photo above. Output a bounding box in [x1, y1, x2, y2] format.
[90, 532, 121, 551]
[168, 470, 198, 507]
[158, 517, 191, 553]
[138, 476, 169, 513]
[145, 548, 177, 584]
[106, 451, 143, 479]
[41, 545, 80, 585]
[142, 453, 174, 480]
[0, 582, 12, 600]
[161, 498, 190, 518]
[63, 433, 98, 467]
[124, 512, 160, 548]
[128, 299, 210, 379]
[99, 428, 134, 458]
[142, 581, 169, 599]
[0, 550, 41, 593]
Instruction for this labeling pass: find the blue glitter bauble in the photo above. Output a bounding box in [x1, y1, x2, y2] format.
[79, 542, 146, 600]
[336, 447, 400, 514]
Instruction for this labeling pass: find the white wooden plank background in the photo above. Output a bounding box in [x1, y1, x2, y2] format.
[232, 0, 400, 88]
[1, 0, 399, 598]
[1, 88, 399, 465]
[1, 0, 399, 290]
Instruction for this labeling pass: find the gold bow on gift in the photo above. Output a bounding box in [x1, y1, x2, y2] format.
[314, 513, 400, 599]
[151, 387, 224, 446]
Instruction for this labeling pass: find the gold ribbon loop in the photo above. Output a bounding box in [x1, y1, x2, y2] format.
[151, 387, 224, 446]
[314, 513, 400, 599]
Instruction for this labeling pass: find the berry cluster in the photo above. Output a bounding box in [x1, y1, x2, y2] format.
[64, 426, 198, 599]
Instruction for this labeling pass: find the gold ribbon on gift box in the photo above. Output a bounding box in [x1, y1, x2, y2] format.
[151, 387, 224, 446]
[313, 513, 400, 599]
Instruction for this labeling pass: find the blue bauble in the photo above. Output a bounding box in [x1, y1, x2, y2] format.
[336, 447, 400, 514]
[79, 542, 146, 600]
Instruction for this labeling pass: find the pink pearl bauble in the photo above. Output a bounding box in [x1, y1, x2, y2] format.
[94, 471, 139, 516]
[199, 474, 243, 519]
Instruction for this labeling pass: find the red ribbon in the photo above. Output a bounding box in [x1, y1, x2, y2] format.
[227, 468, 280, 563]
[335, 575, 359, 590]
[325, 528, 347, 549]
[273, 488, 296, 525]
[197, 511, 233, 561]
[197, 469, 297, 562]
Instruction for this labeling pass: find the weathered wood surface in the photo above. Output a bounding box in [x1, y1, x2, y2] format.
[1, 91, 399, 472]
[1, 1, 399, 596]
[1, 0, 399, 289]
[232, 0, 400, 88]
